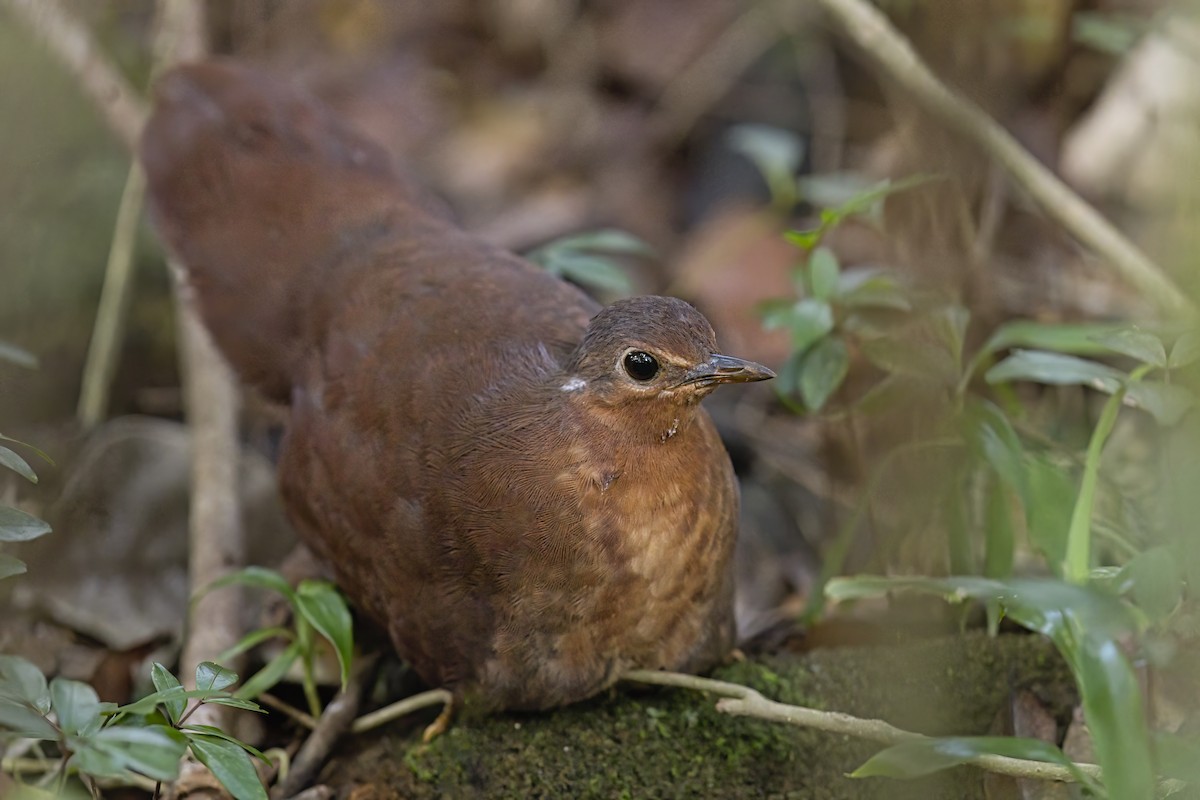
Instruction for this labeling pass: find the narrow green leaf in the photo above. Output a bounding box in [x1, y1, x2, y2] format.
[808, 247, 840, 301]
[0, 506, 51, 542]
[1089, 327, 1167, 367]
[50, 678, 100, 735]
[980, 321, 1128, 358]
[836, 269, 911, 311]
[0, 655, 51, 713]
[1025, 457, 1076, 570]
[150, 663, 185, 725]
[189, 733, 269, 800]
[196, 662, 238, 693]
[234, 641, 303, 700]
[986, 350, 1124, 390]
[0, 446, 36, 483]
[217, 627, 291, 664]
[0, 554, 26, 580]
[783, 228, 820, 250]
[203, 696, 266, 714]
[200, 566, 297, 606]
[110, 685, 191, 718]
[295, 580, 354, 690]
[798, 337, 849, 412]
[546, 229, 655, 257]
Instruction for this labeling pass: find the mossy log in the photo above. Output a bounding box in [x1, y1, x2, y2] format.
[325, 632, 1076, 799]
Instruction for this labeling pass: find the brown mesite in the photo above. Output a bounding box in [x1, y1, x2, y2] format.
[140, 60, 774, 713]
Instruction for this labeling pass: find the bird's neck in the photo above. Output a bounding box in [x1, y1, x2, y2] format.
[584, 396, 704, 447]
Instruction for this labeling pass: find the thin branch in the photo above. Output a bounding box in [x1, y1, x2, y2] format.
[259, 693, 318, 731]
[77, 164, 147, 429]
[350, 689, 453, 735]
[0, 0, 147, 152]
[812, 0, 1194, 318]
[273, 655, 380, 799]
[621, 669, 1103, 785]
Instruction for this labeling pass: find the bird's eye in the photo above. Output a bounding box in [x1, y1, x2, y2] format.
[623, 351, 659, 381]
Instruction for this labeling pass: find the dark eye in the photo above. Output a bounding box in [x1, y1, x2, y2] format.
[623, 351, 659, 381]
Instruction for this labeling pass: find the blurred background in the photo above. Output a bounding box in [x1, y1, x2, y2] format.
[2, 0, 1199, 796]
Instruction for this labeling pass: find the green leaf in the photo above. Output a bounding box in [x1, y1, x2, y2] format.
[0, 554, 27, 580]
[76, 725, 188, 782]
[151, 663, 186, 725]
[850, 736, 1099, 791]
[836, 269, 911, 311]
[201, 566, 297, 606]
[295, 580, 354, 690]
[234, 641, 303, 700]
[0, 655, 51, 713]
[986, 350, 1123, 390]
[1169, 331, 1200, 368]
[111, 685, 193, 718]
[546, 229, 654, 257]
[50, 678, 100, 735]
[808, 247, 839, 301]
[1089, 326, 1167, 367]
[196, 662, 238, 693]
[783, 228, 820, 250]
[203, 696, 266, 714]
[539, 252, 635, 295]
[728, 124, 804, 189]
[0, 446, 36, 483]
[0, 340, 38, 369]
[0, 698, 57, 739]
[217, 627, 291, 664]
[1123, 381, 1195, 426]
[189, 733, 269, 800]
[798, 337, 850, 412]
[960, 399, 1029, 508]
[181, 724, 270, 763]
[0, 506, 51, 542]
[980, 321, 1129, 358]
[825, 575, 1153, 799]
[788, 298, 834, 354]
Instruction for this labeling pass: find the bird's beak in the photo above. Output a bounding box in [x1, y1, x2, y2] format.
[678, 354, 776, 388]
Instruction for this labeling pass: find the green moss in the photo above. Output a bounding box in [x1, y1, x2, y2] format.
[326, 632, 1076, 799]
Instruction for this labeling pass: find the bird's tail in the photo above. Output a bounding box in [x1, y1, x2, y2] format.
[140, 59, 425, 402]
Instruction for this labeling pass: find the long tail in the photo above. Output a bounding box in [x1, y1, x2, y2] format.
[140, 59, 425, 401]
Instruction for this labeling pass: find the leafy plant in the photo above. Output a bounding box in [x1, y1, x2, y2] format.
[0, 342, 52, 581]
[0, 657, 268, 800]
[203, 566, 354, 720]
[527, 229, 647, 297]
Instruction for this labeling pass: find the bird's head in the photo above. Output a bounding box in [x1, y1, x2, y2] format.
[564, 296, 774, 415]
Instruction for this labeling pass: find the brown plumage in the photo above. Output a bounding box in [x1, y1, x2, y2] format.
[140, 60, 773, 711]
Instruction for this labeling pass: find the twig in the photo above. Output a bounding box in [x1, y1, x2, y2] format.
[273, 654, 380, 799]
[812, 0, 1194, 318]
[0, 0, 147, 151]
[77, 165, 147, 429]
[0, 758, 159, 793]
[620, 669, 1103, 785]
[350, 689, 453, 734]
[259, 693, 318, 731]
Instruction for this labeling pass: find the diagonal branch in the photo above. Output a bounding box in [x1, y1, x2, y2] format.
[812, 0, 1195, 318]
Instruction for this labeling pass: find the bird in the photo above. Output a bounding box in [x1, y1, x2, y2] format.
[140, 60, 774, 714]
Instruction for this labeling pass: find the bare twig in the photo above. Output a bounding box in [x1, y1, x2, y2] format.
[812, 0, 1194, 318]
[77, 165, 146, 429]
[621, 669, 1103, 785]
[0, 0, 147, 151]
[259, 693, 319, 731]
[274, 655, 380, 799]
[350, 689, 453, 735]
